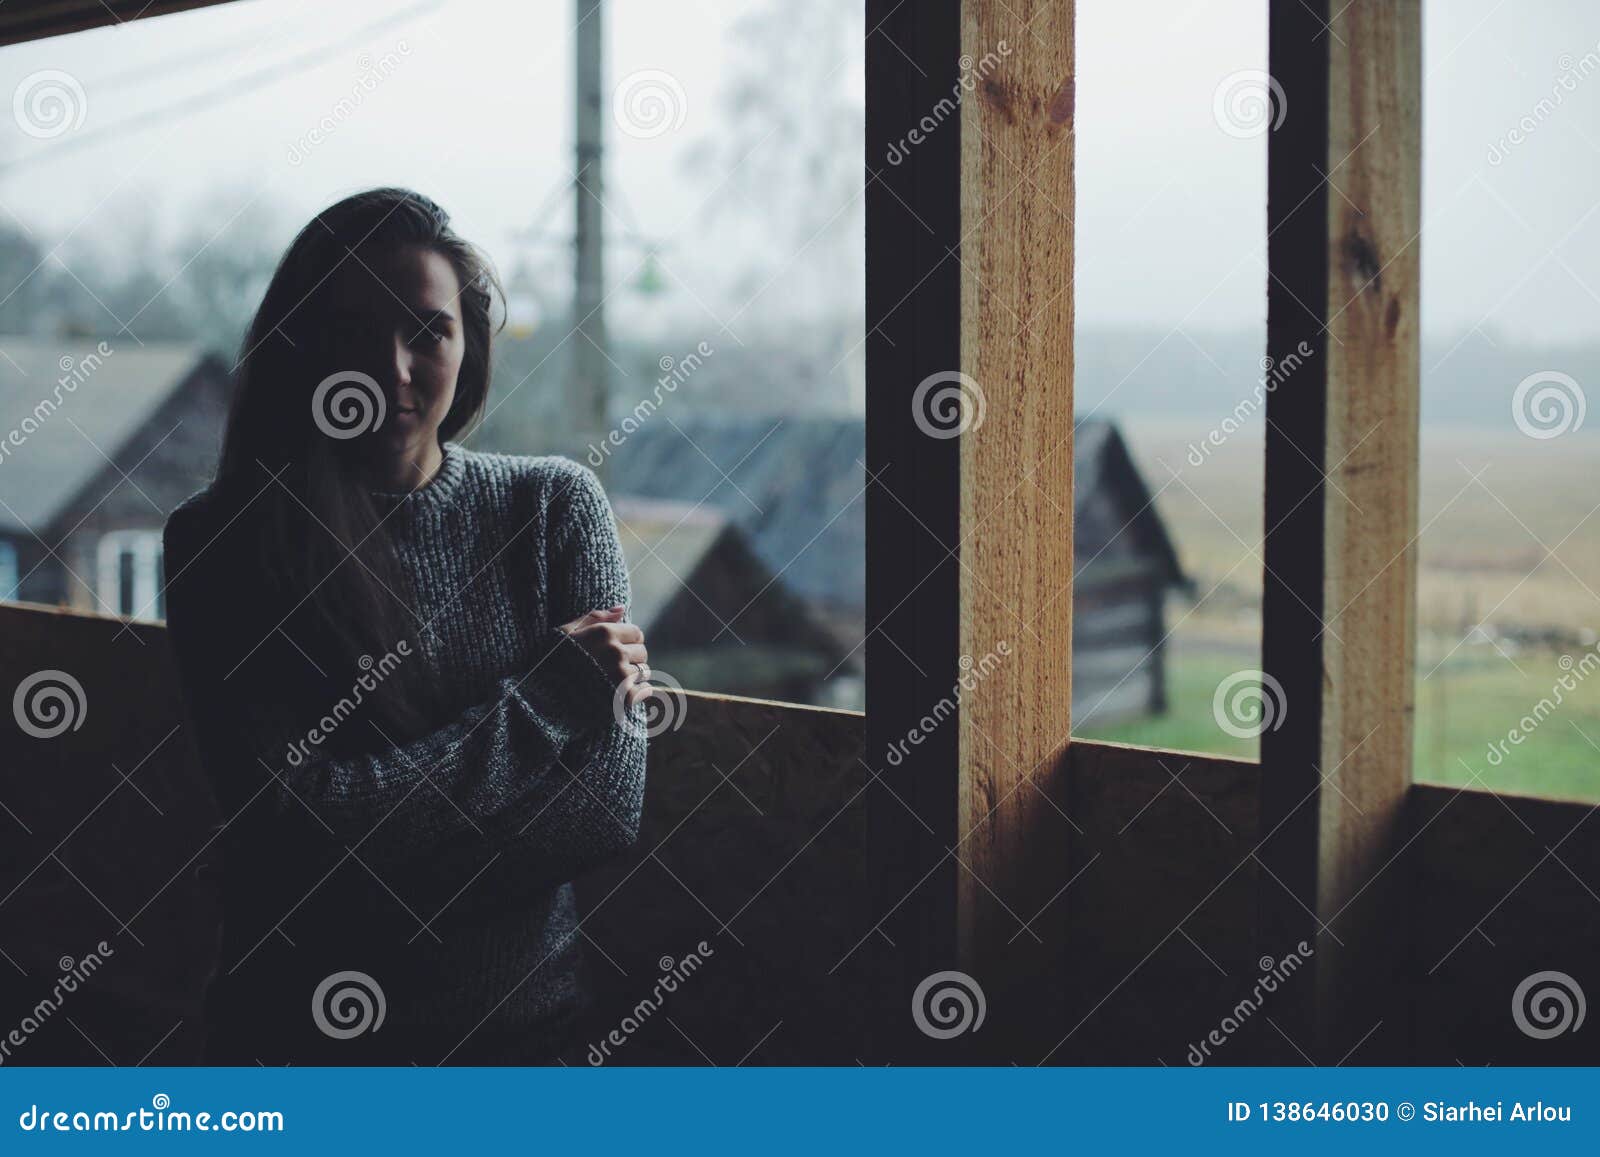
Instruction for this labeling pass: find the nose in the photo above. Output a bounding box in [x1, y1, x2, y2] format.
[382, 331, 415, 410]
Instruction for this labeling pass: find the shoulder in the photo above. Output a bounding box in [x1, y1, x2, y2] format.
[453, 444, 601, 493]
[163, 477, 268, 575]
[163, 485, 225, 555]
[452, 445, 612, 527]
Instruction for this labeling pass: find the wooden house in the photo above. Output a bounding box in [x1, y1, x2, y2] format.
[0, 339, 857, 705]
[1070, 419, 1191, 725]
[607, 413, 1188, 721]
[612, 496, 853, 705]
[0, 340, 231, 618]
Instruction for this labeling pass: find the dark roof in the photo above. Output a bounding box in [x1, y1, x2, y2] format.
[611, 497, 733, 633]
[1073, 419, 1188, 589]
[606, 414, 865, 614]
[604, 413, 1186, 615]
[0, 339, 212, 533]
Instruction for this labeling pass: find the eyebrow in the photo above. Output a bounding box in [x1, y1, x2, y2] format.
[406, 305, 458, 324]
[326, 303, 457, 324]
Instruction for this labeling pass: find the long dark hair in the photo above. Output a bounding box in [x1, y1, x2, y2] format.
[215, 187, 504, 741]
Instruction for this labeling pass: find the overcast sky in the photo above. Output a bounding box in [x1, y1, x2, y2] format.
[0, 0, 1594, 342]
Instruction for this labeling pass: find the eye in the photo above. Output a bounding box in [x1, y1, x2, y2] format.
[409, 326, 447, 348]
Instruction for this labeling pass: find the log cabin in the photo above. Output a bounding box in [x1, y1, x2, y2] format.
[609, 413, 1190, 721]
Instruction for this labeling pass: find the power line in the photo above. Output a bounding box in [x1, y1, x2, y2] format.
[0, 0, 443, 176]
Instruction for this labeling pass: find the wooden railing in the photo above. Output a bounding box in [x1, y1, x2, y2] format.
[0, 602, 868, 1064]
[2, 601, 1595, 1064]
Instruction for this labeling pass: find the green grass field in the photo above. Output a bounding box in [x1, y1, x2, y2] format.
[1075, 648, 1600, 802]
[1067, 419, 1600, 802]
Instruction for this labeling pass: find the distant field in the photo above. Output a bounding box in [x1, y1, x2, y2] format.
[1074, 650, 1259, 761]
[1075, 419, 1600, 802]
[1115, 418, 1600, 640]
[1078, 649, 1600, 803]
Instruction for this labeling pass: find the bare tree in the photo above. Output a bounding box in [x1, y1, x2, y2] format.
[680, 0, 864, 326]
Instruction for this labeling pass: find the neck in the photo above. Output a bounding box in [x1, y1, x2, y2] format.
[362, 437, 444, 492]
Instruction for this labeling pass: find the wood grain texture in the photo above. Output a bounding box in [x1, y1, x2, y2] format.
[1261, 0, 1421, 1063]
[957, 0, 1076, 1057]
[1315, 0, 1422, 1060]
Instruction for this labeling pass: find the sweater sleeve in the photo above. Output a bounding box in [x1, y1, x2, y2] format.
[418, 459, 649, 914]
[160, 464, 646, 919]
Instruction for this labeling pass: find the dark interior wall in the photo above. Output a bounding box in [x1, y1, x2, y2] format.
[570, 694, 869, 1065]
[0, 603, 872, 1066]
[1410, 786, 1600, 1065]
[0, 603, 218, 1065]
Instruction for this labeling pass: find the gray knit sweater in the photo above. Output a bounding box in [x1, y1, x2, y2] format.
[161, 443, 647, 1064]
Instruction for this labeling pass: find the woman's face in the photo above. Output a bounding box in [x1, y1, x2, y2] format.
[317, 241, 467, 463]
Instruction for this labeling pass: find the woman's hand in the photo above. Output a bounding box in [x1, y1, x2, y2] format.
[557, 606, 651, 707]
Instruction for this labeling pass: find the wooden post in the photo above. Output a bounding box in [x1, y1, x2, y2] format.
[864, 0, 1075, 1062]
[1260, 0, 1421, 1063]
[957, 0, 1076, 1057]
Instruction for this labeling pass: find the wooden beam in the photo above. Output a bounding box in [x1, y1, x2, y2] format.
[957, 0, 1075, 1058]
[0, 1, 238, 47]
[1260, 0, 1421, 1063]
[863, 0, 1075, 1063]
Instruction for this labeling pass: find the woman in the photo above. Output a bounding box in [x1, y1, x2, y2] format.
[162, 187, 649, 1065]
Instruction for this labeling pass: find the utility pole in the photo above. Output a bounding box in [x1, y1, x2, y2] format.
[574, 0, 609, 479]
